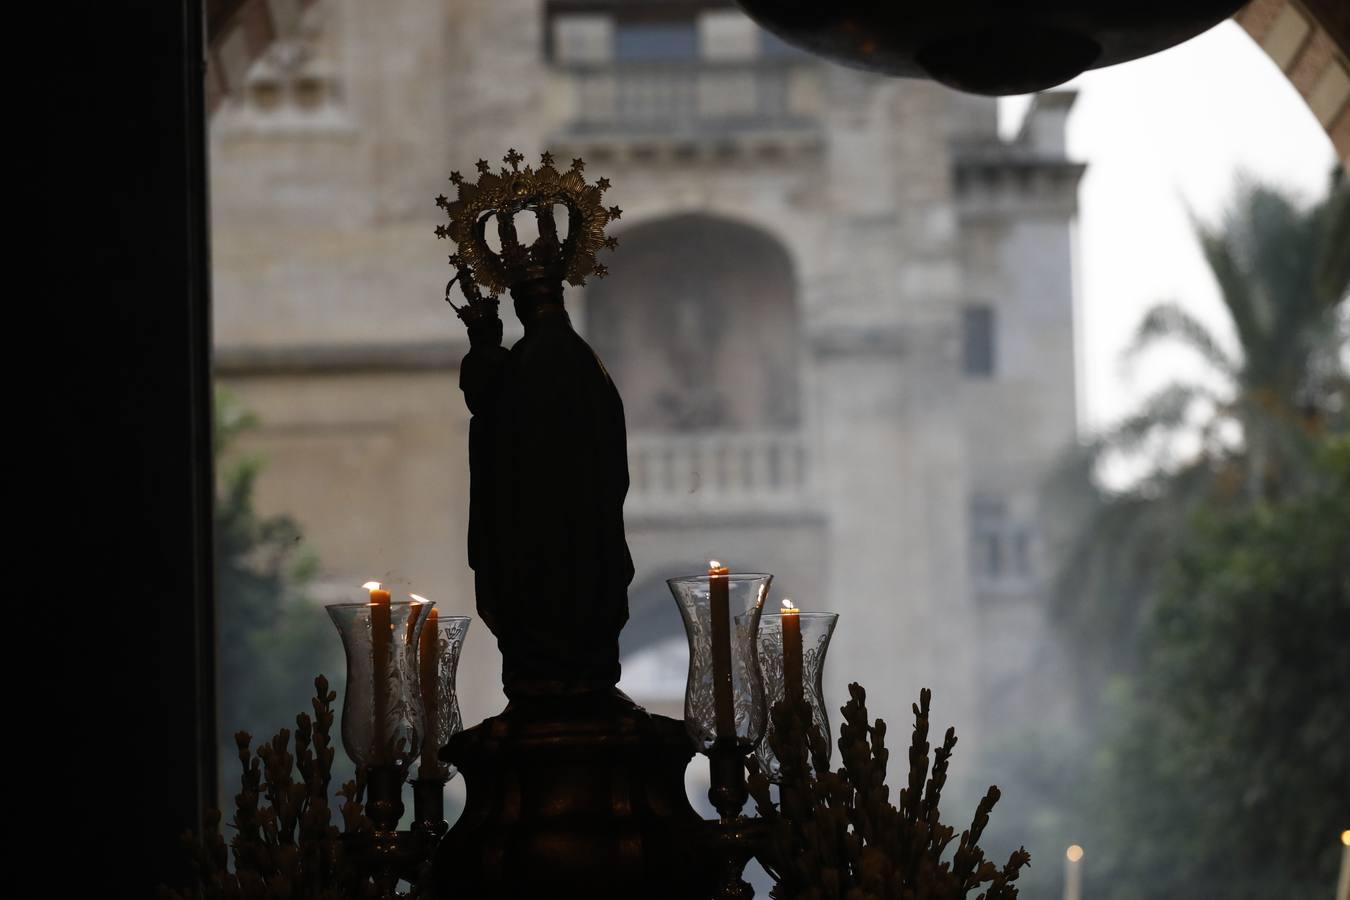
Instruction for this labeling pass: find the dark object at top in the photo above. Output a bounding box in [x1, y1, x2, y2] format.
[732, 0, 1248, 95]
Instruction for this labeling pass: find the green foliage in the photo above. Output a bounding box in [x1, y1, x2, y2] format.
[1031, 174, 1349, 897]
[1086, 438, 1350, 899]
[214, 391, 343, 794]
[748, 686, 1030, 900]
[1048, 173, 1350, 692]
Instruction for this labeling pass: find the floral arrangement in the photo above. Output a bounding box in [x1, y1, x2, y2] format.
[161, 676, 379, 900]
[748, 684, 1030, 900]
[166, 677, 1027, 900]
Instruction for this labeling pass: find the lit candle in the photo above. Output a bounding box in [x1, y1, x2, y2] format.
[415, 597, 441, 777]
[364, 580, 392, 764]
[1064, 844, 1083, 900]
[708, 561, 735, 741]
[781, 599, 803, 708]
[1336, 829, 1349, 900]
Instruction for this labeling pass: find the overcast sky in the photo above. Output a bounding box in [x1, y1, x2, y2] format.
[999, 21, 1339, 434]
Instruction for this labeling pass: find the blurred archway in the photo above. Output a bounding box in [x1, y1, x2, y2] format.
[586, 213, 801, 433]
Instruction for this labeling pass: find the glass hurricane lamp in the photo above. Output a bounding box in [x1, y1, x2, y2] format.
[415, 603, 472, 780]
[326, 585, 435, 769]
[750, 605, 839, 782]
[667, 567, 772, 754]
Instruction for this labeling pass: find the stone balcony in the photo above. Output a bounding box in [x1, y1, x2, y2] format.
[625, 429, 816, 520]
[550, 61, 824, 161]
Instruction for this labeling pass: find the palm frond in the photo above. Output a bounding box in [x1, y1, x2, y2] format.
[1189, 205, 1264, 363]
[1100, 382, 1228, 457]
[1044, 174, 1349, 725]
[1126, 302, 1237, 378]
[1311, 169, 1350, 309]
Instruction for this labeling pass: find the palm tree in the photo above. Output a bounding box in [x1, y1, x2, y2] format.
[1045, 172, 1349, 682]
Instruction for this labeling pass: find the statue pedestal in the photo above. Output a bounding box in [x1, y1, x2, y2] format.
[433, 690, 711, 900]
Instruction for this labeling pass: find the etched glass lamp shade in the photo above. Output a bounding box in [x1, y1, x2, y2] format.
[418, 612, 472, 780]
[668, 572, 772, 753]
[326, 598, 434, 769]
[751, 610, 839, 782]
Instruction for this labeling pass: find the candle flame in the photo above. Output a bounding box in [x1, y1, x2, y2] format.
[708, 559, 722, 569]
[1066, 845, 1084, 862]
[363, 581, 382, 591]
[782, 598, 798, 611]
[1342, 829, 1350, 847]
[409, 593, 429, 604]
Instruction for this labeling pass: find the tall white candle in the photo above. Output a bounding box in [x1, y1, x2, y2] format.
[1335, 830, 1349, 900]
[364, 580, 393, 764]
[1063, 844, 1083, 900]
[781, 599, 803, 707]
[416, 598, 440, 777]
[708, 561, 735, 740]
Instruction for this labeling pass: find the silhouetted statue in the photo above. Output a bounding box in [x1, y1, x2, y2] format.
[433, 151, 709, 900]
[440, 151, 631, 699]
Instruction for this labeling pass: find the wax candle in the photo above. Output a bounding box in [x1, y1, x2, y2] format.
[1336, 830, 1349, 900]
[416, 598, 441, 777]
[1063, 844, 1083, 900]
[781, 599, 803, 707]
[364, 581, 392, 764]
[708, 561, 735, 741]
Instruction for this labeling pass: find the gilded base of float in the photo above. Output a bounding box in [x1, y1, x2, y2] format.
[432, 688, 712, 900]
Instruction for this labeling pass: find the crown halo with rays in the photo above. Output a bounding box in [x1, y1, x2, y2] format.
[434, 150, 621, 299]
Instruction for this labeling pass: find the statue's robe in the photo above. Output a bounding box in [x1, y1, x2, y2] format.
[462, 304, 633, 697]
[460, 319, 509, 637]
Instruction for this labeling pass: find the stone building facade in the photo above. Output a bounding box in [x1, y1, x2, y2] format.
[211, 0, 1083, 800]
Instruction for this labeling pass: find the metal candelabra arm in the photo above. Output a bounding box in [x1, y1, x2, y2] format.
[341, 765, 449, 899]
[704, 817, 767, 900]
[702, 738, 771, 900]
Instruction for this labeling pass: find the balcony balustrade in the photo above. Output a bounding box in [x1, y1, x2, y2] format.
[562, 61, 818, 137]
[626, 430, 813, 516]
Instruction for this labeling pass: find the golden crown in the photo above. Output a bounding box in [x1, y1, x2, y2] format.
[434, 150, 620, 296]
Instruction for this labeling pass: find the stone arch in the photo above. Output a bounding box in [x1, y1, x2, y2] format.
[1237, 0, 1350, 164]
[586, 213, 802, 432]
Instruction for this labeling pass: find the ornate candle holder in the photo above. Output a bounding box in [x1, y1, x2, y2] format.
[326, 597, 434, 774]
[669, 570, 771, 900]
[412, 612, 471, 841]
[668, 573, 772, 755]
[668, 572, 771, 815]
[326, 594, 447, 896]
[748, 609, 839, 782]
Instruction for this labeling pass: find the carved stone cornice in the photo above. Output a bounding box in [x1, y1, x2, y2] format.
[214, 340, 467, 376]
[951, 150, 1085, 217]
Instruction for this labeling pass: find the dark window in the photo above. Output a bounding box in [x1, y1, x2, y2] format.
[963, 304, 995, 377]
[969, 495, 1007, 578]
[615, 23, 698, 61]
[970, 494, 1036, 584]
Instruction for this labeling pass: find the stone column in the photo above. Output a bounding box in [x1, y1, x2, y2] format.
[811, 77, 980, 786]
